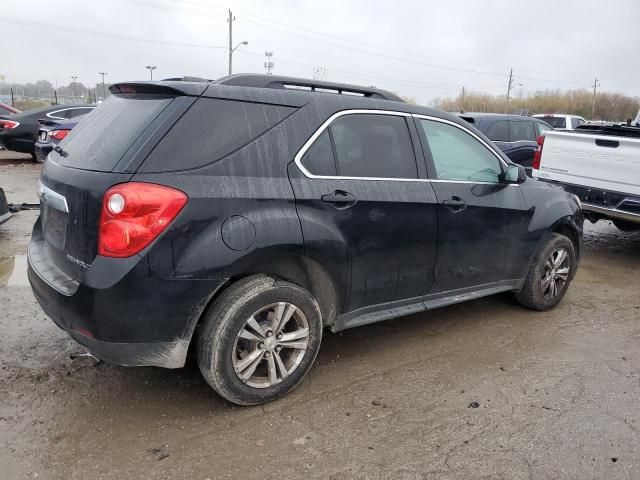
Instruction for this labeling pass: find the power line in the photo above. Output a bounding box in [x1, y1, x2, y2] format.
[112, 0, 225, 18]
[0, 16, 225, 49]
[236, 50, 504, 91]
[236, 18, 509, 78]
[110, 0, 637, 88]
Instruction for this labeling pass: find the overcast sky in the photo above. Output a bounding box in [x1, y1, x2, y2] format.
[3, 0, 639, 104]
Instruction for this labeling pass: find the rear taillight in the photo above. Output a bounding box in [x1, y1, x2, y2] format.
[98, 182, 188, 258]
[50, 129, 70, 141]
[532, 135, 545, 170]
[0, 120, 20, 129]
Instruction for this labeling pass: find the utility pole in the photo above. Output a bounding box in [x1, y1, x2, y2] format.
[98, 72, 108, 100]
[264, 51, 274, 75]
[591, 77, 600, 119]
[228, 9, 234, 75]
[71, 75, 78, 101]
[504, 68, 513, 113]
[461, 86, 466, 112]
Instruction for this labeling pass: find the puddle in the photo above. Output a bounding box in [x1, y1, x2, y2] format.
[0, 255, 29, 287]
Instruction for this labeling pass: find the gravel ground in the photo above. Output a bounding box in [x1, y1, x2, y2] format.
[1, 156, 639, 479]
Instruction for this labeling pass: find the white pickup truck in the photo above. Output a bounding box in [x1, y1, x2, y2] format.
[533, 114, 587, 130]
[532, 123, 640, 231]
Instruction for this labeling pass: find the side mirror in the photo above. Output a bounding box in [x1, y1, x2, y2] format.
[501, 164, 527, 184]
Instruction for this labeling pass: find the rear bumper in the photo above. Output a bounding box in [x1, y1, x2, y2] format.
[537, 178, 640, 225]
[68, 328, 189, 368]
[34, 143, 52, 163]
[0, 211, 11, 225]
[28, 233, 224, 368]
[0, 188, 11, 225]
[582, 203, 640, 224]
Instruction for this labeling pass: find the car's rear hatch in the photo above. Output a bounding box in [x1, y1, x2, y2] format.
[32, 84, 202, 291]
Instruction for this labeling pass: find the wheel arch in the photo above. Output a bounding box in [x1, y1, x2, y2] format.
[550, 216, 582, 261]
[188, 250, 341, 349]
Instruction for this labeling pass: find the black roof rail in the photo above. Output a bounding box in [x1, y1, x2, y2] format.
[215, 74, 404, 102]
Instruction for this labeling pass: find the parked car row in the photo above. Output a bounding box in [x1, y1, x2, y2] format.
[0, 104, 94, 159]
[28, 74, 583, 405]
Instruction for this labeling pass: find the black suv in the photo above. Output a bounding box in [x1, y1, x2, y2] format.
[28, 75, 583, 405]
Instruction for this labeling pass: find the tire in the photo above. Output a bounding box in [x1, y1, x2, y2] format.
[612, 219, 640, 232]
[197, 275, 322, 406]
[516, 233, 577, 311]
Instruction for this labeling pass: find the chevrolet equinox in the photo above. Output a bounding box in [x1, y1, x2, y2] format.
[28, 75, 583, 405]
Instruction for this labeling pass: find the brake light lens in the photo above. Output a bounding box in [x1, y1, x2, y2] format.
[0, 120, 20, 129]
[50, 129, 70, 141]
[98, 182, 188, 258]
[532, 135, 545, 170]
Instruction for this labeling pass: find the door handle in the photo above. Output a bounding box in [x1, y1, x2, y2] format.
[321, 190, 357, 209]
[443, 196, 467, 212]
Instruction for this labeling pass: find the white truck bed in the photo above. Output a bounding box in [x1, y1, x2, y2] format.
[533, 129, 640, 224]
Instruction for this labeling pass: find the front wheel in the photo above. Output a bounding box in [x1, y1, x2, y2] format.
[197, 275, 322, 406]
[516, 233, 577, 311]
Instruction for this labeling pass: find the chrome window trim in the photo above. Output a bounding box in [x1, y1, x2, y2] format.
[46, 107, 94, 120]
[293, 108, 514, 186]
[294, 109, 421, 182]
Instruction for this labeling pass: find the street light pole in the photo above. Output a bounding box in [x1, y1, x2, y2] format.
[98, 72, 108, 100]
[230, 40, 248, 75]
[145, 65, 156, 81]
[71, 75, 78, 101]
[591, 77, 600, 120]
[228, 9, 233, 75]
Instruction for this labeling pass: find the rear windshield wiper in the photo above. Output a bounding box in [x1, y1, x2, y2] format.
[53, 145, 69, 157]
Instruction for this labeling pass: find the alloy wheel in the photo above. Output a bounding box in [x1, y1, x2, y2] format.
[541, 248, 570, 300]
[232, 302, 310, 388]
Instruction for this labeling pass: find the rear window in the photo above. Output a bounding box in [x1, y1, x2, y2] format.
[539, 116, 566, 128]
[509, 121, 536, 141]
[140, 98, 295, 172]
[484, 120, 509, 142]
[51, 94, 174, 171]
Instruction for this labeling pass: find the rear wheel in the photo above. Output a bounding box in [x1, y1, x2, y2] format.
[516, 233, 576, 311]
[197, 275, 322, 405]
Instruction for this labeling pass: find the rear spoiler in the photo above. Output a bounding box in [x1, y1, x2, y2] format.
[38, 118, 61, 128]
[110, 81, 209, 96]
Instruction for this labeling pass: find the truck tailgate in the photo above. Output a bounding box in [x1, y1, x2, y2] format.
[534, 131, 640, 197]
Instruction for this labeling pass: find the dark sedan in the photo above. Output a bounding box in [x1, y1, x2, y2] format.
[457, 113, 553, 170]
[34, 117, 86, 163]
[0, 104, 94, 158]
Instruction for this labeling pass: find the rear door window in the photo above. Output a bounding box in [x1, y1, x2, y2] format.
[539, 116, 566, 128]
[329, 114, 417, 179]
[509, 120, 536, 141]
[484, 120, 509, 142]
[51, 94, 174, 171]
[301, 130, 337, 176]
